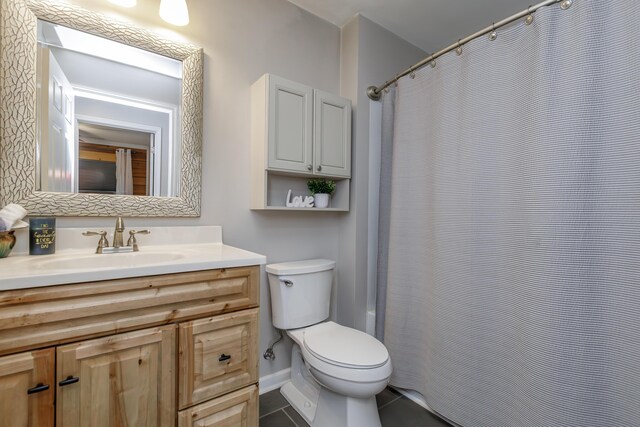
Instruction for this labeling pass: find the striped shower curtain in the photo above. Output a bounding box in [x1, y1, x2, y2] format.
[378, 1, 640, 426]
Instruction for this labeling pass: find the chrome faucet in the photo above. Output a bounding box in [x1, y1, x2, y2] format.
[83, 217, 150, 254]
[113, 216, 125, 248]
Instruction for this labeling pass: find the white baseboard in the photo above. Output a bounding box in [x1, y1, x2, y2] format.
[259, 368, 291, 395]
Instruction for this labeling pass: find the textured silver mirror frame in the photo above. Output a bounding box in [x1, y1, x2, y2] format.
[0, 0, 203, 217]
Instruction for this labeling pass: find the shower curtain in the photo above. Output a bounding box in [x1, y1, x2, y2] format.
[378, 1, 640, 426]
[116, 148, 133, 195]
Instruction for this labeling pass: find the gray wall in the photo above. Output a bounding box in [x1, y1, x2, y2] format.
[338, 15, 425, 331]
[57, 0, 341, 379]
[44, 1, 425, 381]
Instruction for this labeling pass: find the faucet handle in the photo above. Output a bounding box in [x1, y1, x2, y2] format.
[83, 231, 109, 254]
[127, 229, 150, 252]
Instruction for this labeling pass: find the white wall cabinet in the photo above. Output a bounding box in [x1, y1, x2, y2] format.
[251, 74, 351, 211]
[313, 89, 351, 177]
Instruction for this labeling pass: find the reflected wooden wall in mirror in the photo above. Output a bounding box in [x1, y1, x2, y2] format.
[0, 0, 203, 216]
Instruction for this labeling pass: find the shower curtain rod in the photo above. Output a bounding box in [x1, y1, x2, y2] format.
[366, 0, 569, 100]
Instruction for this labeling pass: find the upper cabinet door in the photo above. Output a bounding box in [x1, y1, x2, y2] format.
[267, 75, 313, 173]
[313, 89, 352, 178]
[0, 348, 54, 427]
[56, 325, 176, 427]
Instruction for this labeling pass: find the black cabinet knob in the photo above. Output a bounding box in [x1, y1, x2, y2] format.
[218, 354, 231, 362]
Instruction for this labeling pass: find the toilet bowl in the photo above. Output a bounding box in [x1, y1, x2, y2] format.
[292, 321, 392, 396]
[267, 259, 392, 427]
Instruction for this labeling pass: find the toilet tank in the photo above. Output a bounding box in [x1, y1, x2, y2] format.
[266, 259, 336, 330]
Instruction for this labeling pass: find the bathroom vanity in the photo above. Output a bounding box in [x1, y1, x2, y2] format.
[0, 226, 265, 427]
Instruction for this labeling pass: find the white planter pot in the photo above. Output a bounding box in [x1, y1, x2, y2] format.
[314, 193, 330, 208]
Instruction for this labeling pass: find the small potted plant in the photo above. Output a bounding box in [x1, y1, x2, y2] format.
[307, 178, 336, 208]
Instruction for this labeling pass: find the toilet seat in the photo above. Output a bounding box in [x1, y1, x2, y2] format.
[303, 322, 389, 369]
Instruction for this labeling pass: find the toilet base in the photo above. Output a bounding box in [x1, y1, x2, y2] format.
[281, 343, 383, 427]
[282, 381, 381, 427]
[313, 387, 381, 427]
[281, 381, 317, 424]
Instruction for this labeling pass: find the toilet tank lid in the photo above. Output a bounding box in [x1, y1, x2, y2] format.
[266, 259, 335, 275]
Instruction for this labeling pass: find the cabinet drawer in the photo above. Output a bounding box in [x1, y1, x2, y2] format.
[179, 308, 258, 409]
[0, 266, 259, 356]
[178, 385, 257, 427]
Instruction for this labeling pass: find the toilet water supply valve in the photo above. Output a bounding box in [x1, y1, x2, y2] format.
[263, 329, 284, 360]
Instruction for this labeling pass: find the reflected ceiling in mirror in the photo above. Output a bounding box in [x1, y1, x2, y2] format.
[0, 0, 203, 216]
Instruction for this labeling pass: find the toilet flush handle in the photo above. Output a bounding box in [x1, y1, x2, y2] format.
[280, 278, 294, 287]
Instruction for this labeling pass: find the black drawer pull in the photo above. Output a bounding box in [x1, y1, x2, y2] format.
[27, 383, 50, 394]
[218, 354, 231, 362]
[59, 376, 79, 386]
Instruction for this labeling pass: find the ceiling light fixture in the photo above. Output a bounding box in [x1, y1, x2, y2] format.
[108, 0, 137, 7]
[159, 0, 190, 26]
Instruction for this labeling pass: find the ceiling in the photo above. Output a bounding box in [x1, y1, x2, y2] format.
[286, 0, 538, 53]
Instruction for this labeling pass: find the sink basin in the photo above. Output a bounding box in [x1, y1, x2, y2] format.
[31, 251, 186, 271]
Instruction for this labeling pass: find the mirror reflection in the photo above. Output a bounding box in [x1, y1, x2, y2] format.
[36, 20, 182, 197]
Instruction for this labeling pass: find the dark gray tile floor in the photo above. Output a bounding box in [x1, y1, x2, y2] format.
[259, 387, 451, 427]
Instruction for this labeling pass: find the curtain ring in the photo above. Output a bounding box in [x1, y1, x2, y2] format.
[409, 70, 415, 79]
[524, 6, 534, 25]
[455, 39, 463, 56]
[430, 54, 436, 68]
[489, 23, 498, 41]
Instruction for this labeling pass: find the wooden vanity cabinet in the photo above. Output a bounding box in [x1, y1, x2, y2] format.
[56, 325, 176, 427]
[0, 266, 260, 427]
[0, 348, 54, 427]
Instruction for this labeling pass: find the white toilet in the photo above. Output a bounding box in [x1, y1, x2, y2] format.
[267, 259, 392, 427]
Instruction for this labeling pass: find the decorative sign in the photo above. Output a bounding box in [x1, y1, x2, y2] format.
[286, 190, 314, 208]
[29, 217, 56, 255]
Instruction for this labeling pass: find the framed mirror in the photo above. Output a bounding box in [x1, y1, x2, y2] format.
[0, 0, 203, 216]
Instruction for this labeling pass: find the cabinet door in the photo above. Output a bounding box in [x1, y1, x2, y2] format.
[313, 89, 352, 177]
[179, 308, 258, 409]
[177, 385, 257, 427]
[267, 75, 313, 173]
[0, 348, 54, 427]
[56, 325, 176, 427]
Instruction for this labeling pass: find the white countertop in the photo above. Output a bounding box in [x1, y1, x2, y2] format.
[1, 226, 266, 291]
